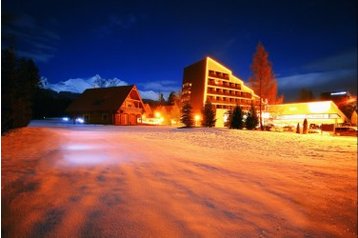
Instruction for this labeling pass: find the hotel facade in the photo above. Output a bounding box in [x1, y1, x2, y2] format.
[181, 57, 261, 127]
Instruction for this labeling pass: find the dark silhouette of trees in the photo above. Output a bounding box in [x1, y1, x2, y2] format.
[298, 88, 315, 102]
[180, 102, 194, 128]
[245, 103, 259, 130]
[249, 42, 283, 130]
[296, 123, 300, 134]
[2, 49, 40, 133]
[201, 101, 216, 127]
[167, 91, 177, 105]
[303, 118, 308, 134]
[33, 89, 79, 119]
[159, 93, 165, 105]
[230, 105, 244, 129]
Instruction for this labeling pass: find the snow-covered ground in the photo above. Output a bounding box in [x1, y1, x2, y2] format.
[2, 121, 357, 237]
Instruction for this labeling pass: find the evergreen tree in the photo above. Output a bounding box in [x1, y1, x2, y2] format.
[201, 101, 216, 127]
[2, 49, 40, 133]
[230, 105, 244, 129]
[245, 103, 259, 130]
[167, 91, 177, 105]
[180, 102, 194, 128]
[296, 123, 300, 134]
[303, 118, 308, 134]
[159, 93, 165, 105]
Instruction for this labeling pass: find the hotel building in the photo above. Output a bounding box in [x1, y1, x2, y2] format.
[181, 57, 261, 127]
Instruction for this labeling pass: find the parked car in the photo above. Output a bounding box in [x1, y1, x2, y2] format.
[334, 126, 357, 136]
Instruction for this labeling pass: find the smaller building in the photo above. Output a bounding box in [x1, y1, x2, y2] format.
[265, 101, 348, 128]
[66, 85, 147, 125]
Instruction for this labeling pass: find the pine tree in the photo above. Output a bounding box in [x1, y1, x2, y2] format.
[180, 102, 194, 128]
[296, 123, 300, 134]
[303, 118, 308, 134]
[159, 93, 165, 105]
[2, 49, 40, 133]
[201, 101, 216, 127]
[167, 91, 177, 105]
[245, 103, 259, 130]
[249, 42, 283, 130]
[230, 105, 244, 129]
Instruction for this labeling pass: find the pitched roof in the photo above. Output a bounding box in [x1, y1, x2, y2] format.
[66, 85, 134, 113]
[267, 100, 347, 120]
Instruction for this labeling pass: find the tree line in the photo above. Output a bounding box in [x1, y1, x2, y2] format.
[2, 49, 78, 134]
[2, 49, 40, 134]
[180, 101, 259, 130]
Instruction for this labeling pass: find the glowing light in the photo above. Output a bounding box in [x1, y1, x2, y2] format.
[76, 117, 85, 123]
[223, 114, 229, 123]
[155, 112, 161, 118]
[262, 112, 270, 119]
[142, 117, 163, 125]
[330, 91, 347, 96]
[308, 101, 331, 113]
[194, 114, 201, 126]
[62, 117, 69, 121]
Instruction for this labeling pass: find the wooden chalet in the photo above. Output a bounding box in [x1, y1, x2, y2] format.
[66, 85, 146, 125]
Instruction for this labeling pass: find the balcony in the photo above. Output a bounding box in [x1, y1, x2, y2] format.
[207, 88, 252, 99]
[208, 71, 230, 80]
[207, 79, 241, 90]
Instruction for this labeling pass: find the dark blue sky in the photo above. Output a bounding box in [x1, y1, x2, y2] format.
[2, 0, 357, 101]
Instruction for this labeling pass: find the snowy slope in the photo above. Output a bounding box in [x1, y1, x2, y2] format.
[2, 124, 357, 237]
[40, 74, 128, 94]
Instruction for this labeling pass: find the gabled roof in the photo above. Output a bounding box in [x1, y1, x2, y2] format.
[66, 85, 135, 113]
[267, 100, 347, 120]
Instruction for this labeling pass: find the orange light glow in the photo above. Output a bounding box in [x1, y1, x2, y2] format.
[154, 112, 161, 118]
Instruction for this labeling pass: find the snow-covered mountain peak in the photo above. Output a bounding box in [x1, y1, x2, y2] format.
[41, 75, 129, 94]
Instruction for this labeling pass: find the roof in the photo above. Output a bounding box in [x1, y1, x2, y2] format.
[66, 85, 135, 113]
[267, 101, 347, 120]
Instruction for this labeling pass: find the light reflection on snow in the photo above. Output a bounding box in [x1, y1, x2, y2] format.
[63, 153, 107, 165]
[64, 144, 100, 151]
[62, 144, 108, 166]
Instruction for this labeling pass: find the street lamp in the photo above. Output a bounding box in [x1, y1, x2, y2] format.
[194, 114, 201, 127]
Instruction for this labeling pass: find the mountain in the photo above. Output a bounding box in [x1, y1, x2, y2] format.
[40, 74, 128, 94]
[40, 75, 162, 100]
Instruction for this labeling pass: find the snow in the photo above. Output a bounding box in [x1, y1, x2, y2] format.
[40, 74, 129, 94]
[2, 121, 357, 237]
[39, 75, 161, 100]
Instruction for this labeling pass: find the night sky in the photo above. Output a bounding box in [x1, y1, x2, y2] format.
[2, 0, 357, 101]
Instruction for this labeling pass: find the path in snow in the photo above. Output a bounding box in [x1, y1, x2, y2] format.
[1, 123, 357, 237]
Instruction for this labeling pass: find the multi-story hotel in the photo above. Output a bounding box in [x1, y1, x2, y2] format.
[181, 56, 261, 127]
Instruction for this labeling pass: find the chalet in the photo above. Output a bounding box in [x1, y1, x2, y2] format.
[66, 85, 147, 125]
